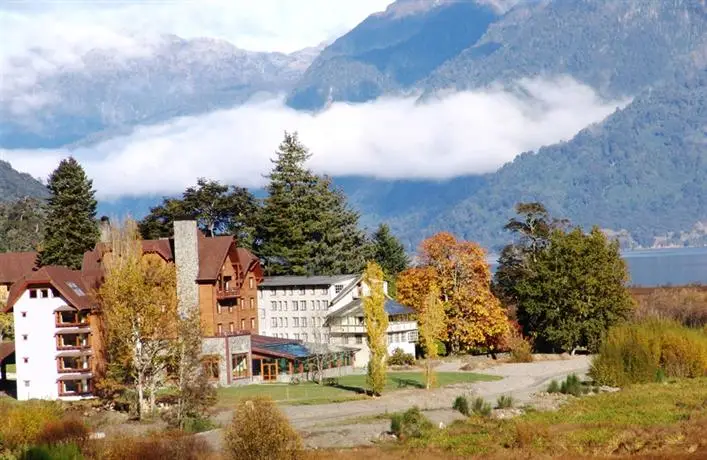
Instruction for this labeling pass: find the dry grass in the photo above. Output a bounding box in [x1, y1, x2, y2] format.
[634, 287, 707, 327]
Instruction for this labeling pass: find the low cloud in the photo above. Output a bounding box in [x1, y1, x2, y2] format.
[3, 77, 628, 200]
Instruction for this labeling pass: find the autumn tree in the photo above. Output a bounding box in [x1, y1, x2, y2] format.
[363, 261, 388, 396]
[370, 223, 409, 296]
[397, 233, 509, 354]
[37, 157, 99, 269]
[0, 310, 13, 342]
[513, 226, 634, 353]
[418, 281, 446, 389]
[256, 132, 367, 276]
[139, 179, 259, 248]
[98, 219, 179, 419]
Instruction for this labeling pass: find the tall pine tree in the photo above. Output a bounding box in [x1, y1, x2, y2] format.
[371, 223, 408, 294]
[256, 132, 367, 275]
[37, 157, 99, 269]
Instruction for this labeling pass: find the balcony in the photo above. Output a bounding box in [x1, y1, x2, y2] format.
[217, 288, 240, 300]
[329, 320, 417, 335]
[388, 321, 418, 333]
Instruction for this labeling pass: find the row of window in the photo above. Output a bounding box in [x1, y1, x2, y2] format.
[269, 316, 324, 329]
[270, 332, 323, 342]
[270, 299, 329, 312]
[260, 284, 344, 297]
[216, 318, 255, 335]
[28, 288, 60, 299]
[216, 297, 255, 314]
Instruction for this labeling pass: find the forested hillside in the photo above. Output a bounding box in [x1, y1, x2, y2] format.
[0, 160, 48, 201]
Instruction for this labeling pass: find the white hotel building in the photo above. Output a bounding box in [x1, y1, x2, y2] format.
[258, 275, 418, 366]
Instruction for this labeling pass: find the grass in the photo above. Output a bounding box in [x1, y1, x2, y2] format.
[311, 378, 707, 459]
[217, 372, 499, 406]
[6, 364, 15, 373]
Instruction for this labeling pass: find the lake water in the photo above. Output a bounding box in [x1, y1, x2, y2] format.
[488, 247, 707, 287]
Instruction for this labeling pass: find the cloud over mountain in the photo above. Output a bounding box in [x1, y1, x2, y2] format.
[3, 77, 626, 200]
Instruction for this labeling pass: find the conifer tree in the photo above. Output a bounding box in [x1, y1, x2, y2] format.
[37, 157, 99, 269]
[363, 261, 388, 396]
[256, 132, 367, 275]
[371, 223, 409, 295]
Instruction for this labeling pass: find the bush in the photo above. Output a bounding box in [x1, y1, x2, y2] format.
[547, 380, 560, 393]
[434, 340, 447, 357]
[389, 407, 433, 440]
[470, 397, 492, 417]
[224, 397, 302, 460]
[559, 374, 583, 396]
[387, 348, 416, 366]
[37, 417, 89, 448]
[508, 335, 534, 363]
[0, 400, 63, 451]
[590, 320, 707, 387]
[496, 395, 515, 409]
[180, 416, 216, 434]
[91, 431, 210, 460]
[452, 396, 470, 416]
[20, 443, 83, 460]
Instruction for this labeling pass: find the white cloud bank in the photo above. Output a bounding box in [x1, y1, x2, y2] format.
[3, 77, 628, 200]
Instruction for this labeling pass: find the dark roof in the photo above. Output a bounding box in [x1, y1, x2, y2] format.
[196, 235, 233, 281]
[0, 252, 37, 284]
[250, 334, 356, 359]
[5, 266, 94, 312]
[260, 275, 356, 288]
[328, 298, 414, 318]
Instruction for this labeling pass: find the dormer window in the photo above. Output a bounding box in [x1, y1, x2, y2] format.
[41, 289, 49, 298]
[29, 290, 37, 299]
[335, 284, 344, 294]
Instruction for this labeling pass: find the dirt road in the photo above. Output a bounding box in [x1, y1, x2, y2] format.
[202, 356, 592, 450]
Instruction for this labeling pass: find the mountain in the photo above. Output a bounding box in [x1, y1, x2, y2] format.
[288, 0, 706, 110]
[0, 36, 322, 149]
[0, 160, 48, 201]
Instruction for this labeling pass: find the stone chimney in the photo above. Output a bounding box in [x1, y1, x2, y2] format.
[173, 220, 200, 318]
[99, 216, 111, 243]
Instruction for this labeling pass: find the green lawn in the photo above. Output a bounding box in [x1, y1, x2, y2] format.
[217, 371, 499, 407]
[6, 364, 15, 373]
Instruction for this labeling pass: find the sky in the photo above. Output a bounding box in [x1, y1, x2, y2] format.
[0, 0, 626, 199]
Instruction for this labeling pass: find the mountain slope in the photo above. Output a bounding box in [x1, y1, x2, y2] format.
[0, 36, 322, 149]
[0, 160, 48, 201]
[287, 0, 504, 110]
[423, 68, 707, 250]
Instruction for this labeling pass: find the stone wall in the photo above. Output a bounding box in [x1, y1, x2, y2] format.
[174, 220, 200, 317]
[202, 334, 252, 387]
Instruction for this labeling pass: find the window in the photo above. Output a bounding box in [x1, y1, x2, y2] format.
[278, 317, 283, 327]
[24, 380, 30, 387]
[310, 288, 315, 295]
[259, 289, 263, 299]
[217, 323, 223, 335]
[323, 300, 329, 309]
[283, 301, 288, 311]
[278, 301, 283, 311]
[293, 317, 299, 327]
[23, 357, 28, 363]
[316, 317, 322, 327]
[408, 331, 419, 342]
[292, 301, 298, 311]
[335, 284, 344, 294]
[356, 335, 363, 344]
[21, 311, 27, 318]
[299, 288, 305, 295]
[59, 356, 89, 371]
[22, 334, 28, 341]
[228, 304, 233, 314]
[294, 333, 300, 340]
[29, 289, 37, 299]
[321, 288, 327, 295]
[217, 304, 222, 314]
[202, 357, 219, 381]
[41, 289, 49, 298]
[301, 317, 307, 328]
[66, 282, 85, 296]
[271, 301, 277, 311]
[249, 278, 254, 289]
[232, 353, 249, 379]
[271, 318, 277, 328]
[250, 298, 254, 309]
[58, 333, 89, 348]
[302, 333, 308, 342]
[288, 288, 293, 296]
[229, 322, 235, 333]
[316, 300, 321, 310]
[311, 300, 316, 310]
[51, 288, 60, 297]
[250, 318, 255, 329]
[283, 317, 288, 327]
[241, 319, 245, 330]
[260, 308, 265, 319]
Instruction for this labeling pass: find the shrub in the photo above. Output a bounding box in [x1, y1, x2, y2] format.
[180, 416, 216, 434]
[20, 443, 83, 460]
[634, 287, 707, 327]
[559, 374, 583, 396]
[91, 431, 210, 460]
[470, 397, 492, 417]
[0, 400, 63, 451]
[37, 417, 89, 448]
[387, 348, 416, 366]
[389, 407, 433, 439]
[547, 380, 560, 393]
[434, 340, 447, 357]
[504, 324, 534, 363]
[590, 320, 707, 386]
[452, 396, 470, 416]
[496, 395, 515, 409]
[224, 397, 302, 460]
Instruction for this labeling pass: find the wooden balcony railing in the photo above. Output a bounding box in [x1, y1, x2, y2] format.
[217, 288, 240, 299]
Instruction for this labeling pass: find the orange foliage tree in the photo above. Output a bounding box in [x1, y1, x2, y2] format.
[398, 232, 510, 354]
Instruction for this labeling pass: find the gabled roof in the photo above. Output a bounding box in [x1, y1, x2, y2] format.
[0, 251, 37, 284]
[260, 274, 356, 288]
[196, 235, 233, 282]
[327, 297, 414, 318]
[5, 266, 94, 312]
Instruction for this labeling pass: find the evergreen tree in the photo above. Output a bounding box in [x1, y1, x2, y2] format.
[37, 157, 99, 269]
[371, 223, 409, 295]
[256, 132, 367, 275]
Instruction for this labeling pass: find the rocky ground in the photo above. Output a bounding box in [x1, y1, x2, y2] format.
[201, 355, 593, 450]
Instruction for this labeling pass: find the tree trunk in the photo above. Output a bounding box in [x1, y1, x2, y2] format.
[136, 374, 145, 420]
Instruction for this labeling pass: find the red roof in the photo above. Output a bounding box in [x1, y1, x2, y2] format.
[5, 266, 94, 312]
[0, 252, 37, 284]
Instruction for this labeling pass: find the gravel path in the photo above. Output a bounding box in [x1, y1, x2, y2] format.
[202, 356, 592, 450]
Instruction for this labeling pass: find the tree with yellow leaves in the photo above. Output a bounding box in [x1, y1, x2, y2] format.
[362, 261, 388, 396]
[418, 280, 446, 389]
[398, 233, 509, 354]
[98, 219, 179, 419]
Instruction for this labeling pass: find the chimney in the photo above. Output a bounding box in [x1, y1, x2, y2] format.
[173, 220, 200, 318]
[99, 216, 111, 243]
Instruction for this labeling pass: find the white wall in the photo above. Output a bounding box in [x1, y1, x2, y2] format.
[13, 290, 63, 401]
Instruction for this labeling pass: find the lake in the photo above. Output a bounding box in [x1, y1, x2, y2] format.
[488, 247, 707, 287]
